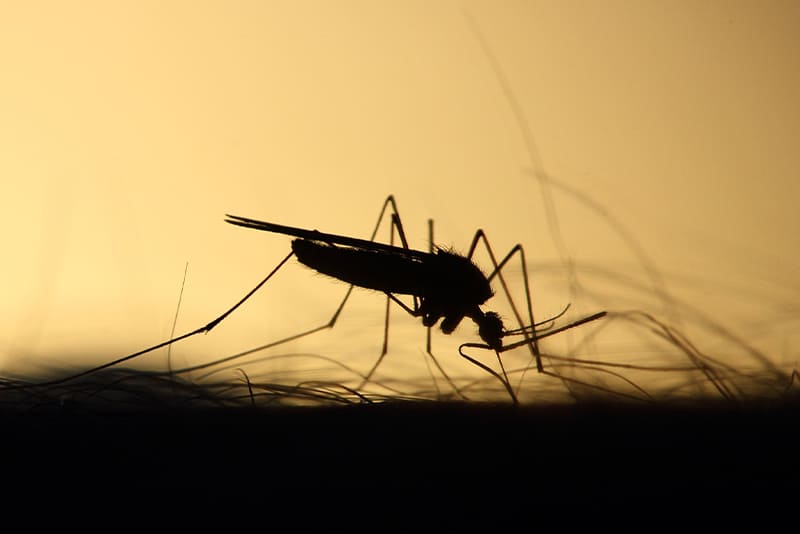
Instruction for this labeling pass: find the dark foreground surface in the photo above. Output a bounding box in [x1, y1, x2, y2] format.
[2, 398, 797, 527]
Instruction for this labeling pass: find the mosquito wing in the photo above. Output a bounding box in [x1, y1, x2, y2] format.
[225, 214, 430, 259]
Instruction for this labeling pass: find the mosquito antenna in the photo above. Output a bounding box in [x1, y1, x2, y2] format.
[500, 311, 608, 353]
[503, 303, 572, 337]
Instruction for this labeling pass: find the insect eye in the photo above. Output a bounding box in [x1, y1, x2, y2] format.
[479, 312, 504, 351]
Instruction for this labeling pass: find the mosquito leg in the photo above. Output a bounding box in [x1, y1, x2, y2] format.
[465, 232, 612, 403]
[422, 217, 466, 399]
[451, 231, 541, 403]
[356, 199, 442, 394]
[355, 196, 426, 391]
[427, 218, 433, 347]
[356, 199, 465, 400]
[203, 252, 296, 332]
[426, 218, 440, 397]
[466, 230, 541, 372]
[357, 208, 399, 390]
[11, 250, 296, 389]
[459, 343, 518, 405]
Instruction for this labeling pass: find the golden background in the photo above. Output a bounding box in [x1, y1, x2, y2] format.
[2, 1, 797, 400]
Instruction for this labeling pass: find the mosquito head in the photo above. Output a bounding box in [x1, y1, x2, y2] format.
[476, 311, 504, 352]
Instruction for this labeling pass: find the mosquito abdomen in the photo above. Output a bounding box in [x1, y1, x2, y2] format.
[291, 239, 493, 310]
[292, 239, 428, 296]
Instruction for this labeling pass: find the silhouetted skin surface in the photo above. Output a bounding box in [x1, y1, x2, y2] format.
[3, 398, 796, 527]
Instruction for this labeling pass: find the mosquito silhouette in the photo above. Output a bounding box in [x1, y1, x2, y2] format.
[225, 195, 607, 403]
[5, 195, 605, 405]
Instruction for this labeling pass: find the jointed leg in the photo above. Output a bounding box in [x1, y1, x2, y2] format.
[468, 234, 610, 401]
[12, 250, 296, 389]
[358, 201, 412, 389]
[466, 230, 541, 371]
[358, 201, 462, 398]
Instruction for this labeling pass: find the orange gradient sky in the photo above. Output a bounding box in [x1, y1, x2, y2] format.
[1, 1, 798, 399]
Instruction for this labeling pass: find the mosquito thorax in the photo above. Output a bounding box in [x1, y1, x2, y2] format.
[432, 249, 494, 305]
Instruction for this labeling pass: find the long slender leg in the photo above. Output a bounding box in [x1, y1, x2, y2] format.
[473, 237, 608, 399]
[357, 203, 462, 398]
[358, 206, 409, 389]
[466, 231, 541, 371]
[360, 199, 413, 387]
[448, 230, 545, 403]
[11, 250, 296, 389]
[425, 218, 439, 397]
[460, 230, 611, 402]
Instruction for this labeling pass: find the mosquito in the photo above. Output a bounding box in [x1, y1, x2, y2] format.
[4, 195, 605, 405]
[225, 195, 607, 403]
